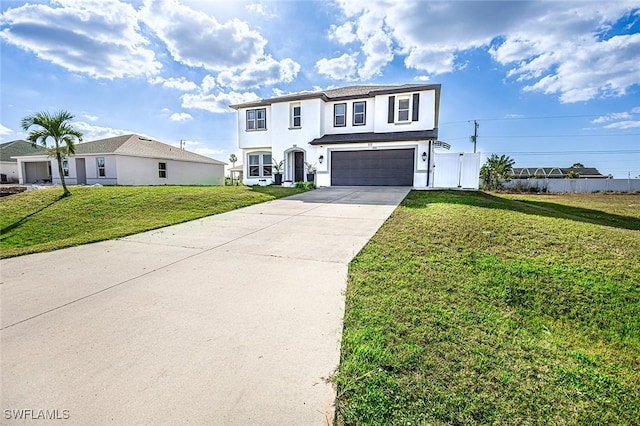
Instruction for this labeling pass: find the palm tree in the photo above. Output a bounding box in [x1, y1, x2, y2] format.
[229, 153, 237, 168]
[480, 154, 515, 190]
[21, 110, 83, 197]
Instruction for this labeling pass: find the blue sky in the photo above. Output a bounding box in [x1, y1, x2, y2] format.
[1, 0, 639, 177]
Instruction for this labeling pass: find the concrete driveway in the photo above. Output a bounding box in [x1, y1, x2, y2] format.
[0, 186, 409, 425]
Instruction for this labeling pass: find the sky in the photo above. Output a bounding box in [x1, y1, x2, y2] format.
[1, 0, 639, 178]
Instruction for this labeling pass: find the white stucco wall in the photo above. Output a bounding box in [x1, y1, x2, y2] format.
[322, 99, 375, 135]
[49, 155, 223, 186]
[115, 156, 224, 185]
[373, 90, 436, 133]
[237, 105, 273, 149]
[0, 161, 19, 183]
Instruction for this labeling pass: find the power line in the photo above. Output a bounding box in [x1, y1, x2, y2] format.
[440, 113, 617, 125]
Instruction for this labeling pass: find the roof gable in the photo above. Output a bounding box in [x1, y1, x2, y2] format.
[73, 134, 225, 165]
[1, 140, 47, 162]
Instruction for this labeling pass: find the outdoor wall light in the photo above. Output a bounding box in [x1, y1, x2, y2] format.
[319, 155, 324, 164]
[422, 151, 427, 162]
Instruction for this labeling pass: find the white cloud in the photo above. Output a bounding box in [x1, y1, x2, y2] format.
[0, 0, 160, 79]
[170, 112, 193, 121]
[591, 107, 640, 129]
[591, 112, 633, 124]
[201, 75, 217, 93]
[180, 140, 225, 157]
[82, 114, 99, 122]
[329, 21, 357, 44]
[315, 53, 358, 81]
[359, 30, 393, 79]
[245, 2, 274, 18]
[140, 0, 266, 71]
[0, 123, 14, 137]
[603, 120, 640, 129]
[181, 91, 260, 113]
[216, 56, 300, 89]
[149, 76, 198, 91]
[328, 1, 638, 102]
[74, 121, 138, 141]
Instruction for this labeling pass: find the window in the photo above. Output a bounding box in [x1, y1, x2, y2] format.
[96, 157, 105, 177]
[334, 103, 346, 127]
[353, 101, 366, 126]
[291, 103, 301, 128]
[158, 162, 167, 178]
[246, 108, 266, 131]
[397, 97, 410, 122]
[62, 160, 69, 177]
[248, 153, 272, 178]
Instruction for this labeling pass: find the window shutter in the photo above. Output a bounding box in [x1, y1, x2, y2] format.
[388, 96, 395, 123]
[412, 93, 420, 121]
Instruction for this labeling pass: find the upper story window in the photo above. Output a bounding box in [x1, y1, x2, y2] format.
[334, 103, 346, 127]
[158, 162, 167, 178]
[96, 157, 106, 177]
[353, 101, 366, 126]
[246, 108, 266, 131]
[397, 96, 411, 122]
[291, 103, 301, 128]
[388, 93, 420, 124]
[62, 160, 69, 177]
[248, 153, 272, 178]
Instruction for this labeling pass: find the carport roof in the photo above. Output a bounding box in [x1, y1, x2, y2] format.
[309, 130, 438, 145]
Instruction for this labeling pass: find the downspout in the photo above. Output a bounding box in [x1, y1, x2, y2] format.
[426, 140, 432, 187]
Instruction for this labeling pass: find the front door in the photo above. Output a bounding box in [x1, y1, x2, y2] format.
[294, 152, 304, 182]
[76, 158, 86, 184]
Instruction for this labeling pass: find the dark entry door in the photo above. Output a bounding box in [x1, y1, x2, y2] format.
[76, 158, 86, 184]
[331, 149, 415, 186]
[294, 152, 304, 182]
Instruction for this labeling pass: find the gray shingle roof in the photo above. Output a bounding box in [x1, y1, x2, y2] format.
[230, 84, 441, 109]
[1, 140, 46, 162]
[309, 130, 438, 145]
[74, 134, 225, 165]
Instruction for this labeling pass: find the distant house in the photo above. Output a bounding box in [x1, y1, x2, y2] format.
[1, 140, 46, 183]
[14, 134, 226, 186]
[511, 167, 607, 179]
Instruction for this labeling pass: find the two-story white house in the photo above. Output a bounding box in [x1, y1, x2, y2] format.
[231, 84, 446, 187]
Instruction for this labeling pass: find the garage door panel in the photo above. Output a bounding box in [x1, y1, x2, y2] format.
[331, 149, 414, 186]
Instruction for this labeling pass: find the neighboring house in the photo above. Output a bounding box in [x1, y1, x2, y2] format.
[230, 84, 479, 188]
[228, 164, 243, 184]
[14, 134, 226, 186]
[1, 139, 47, 183]
[511, 167, 608, 179]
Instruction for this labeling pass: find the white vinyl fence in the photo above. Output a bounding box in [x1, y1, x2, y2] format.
[502, 178, 640, 193]
[432, 152, 481, 189]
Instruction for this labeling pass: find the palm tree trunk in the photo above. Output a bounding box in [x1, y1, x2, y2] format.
[55, 149, 71, 197]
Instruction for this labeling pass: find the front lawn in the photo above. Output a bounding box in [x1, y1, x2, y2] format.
[0, 185, 306, 258]
[336, 191, 640, 425]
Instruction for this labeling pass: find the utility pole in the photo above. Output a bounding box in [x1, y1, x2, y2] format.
[180, 139, 184, 149]
[470, 120, 479, 153]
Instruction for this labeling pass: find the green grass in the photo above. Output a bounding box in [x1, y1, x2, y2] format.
[0, 185, 307, 258]
[336, 191, 640, 425]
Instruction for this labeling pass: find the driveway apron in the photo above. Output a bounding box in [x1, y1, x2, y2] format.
[0, 186, 409, 425]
